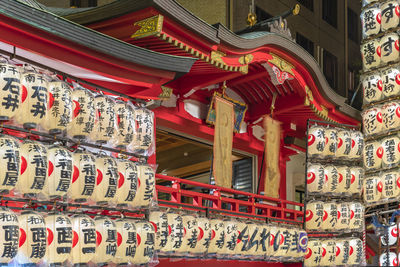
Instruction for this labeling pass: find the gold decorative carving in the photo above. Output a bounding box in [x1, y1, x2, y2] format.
[304, 85, 335, 122]
[131, 15, 164, 39]
[159, 86, 173, 100]
[238, 54, 254, 65]
[304, 85, 314, 106]
[268, 53, 295, 76]
[293, 4, 300, 15]
[210, 51, 226, 65]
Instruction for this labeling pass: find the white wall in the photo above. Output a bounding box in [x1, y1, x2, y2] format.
[286, 151, 306, 207]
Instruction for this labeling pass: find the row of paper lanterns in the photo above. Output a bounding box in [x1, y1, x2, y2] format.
[304, 238, 364, 266]
[363, 103, 400, 136]
[306, 164, 363, 196]
[307, 126, 363, 159]
[363, 136, 400, 170]
[362, 69, 400, 105]
[149, 211, 307, 261]
[0, 208, 155, 265]
[0, 61, 154, 151]
[361, 1, 400, 38]
[0, 135, 155, 207]
[305, 201, 364, 232]
[363, 170, 400, 203]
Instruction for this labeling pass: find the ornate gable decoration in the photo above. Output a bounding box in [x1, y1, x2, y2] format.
[262, 53, 294, 85]
[131, 15, 164, 39]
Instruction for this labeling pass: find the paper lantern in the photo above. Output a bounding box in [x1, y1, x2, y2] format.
[361, 39, 381, 70]
[307, 126, 327, 157]
[90, 95, 117, 144]
[363, 73, 383, 104]
[349, 131, 364, 159]
[93, 217, 117, 265]
[192, 217, 211, 255]
[361, 6, 381, 37]
[69, 215, 96, 265]
[363, 140, 383, 170]
[348, 238, 364, 265]
[323, 128, 337, 157]
[335, 239, 350, 265]
[16, 140, 47, 197]
[222, 219, 238, 255]
[382, 136, 400, 167]
[114, 219, 136, 265]
[43, 80, 72, 134]
[180, 215, 199, 254]
[305, 201, 324, 231]
[363, 176, 382, 203]
[208, 219, 225, 256]
[321, 202, 338, 231]
[68, 151, 96, 203]
[304, 239, 322, 267]
[92, 155, 118, 205]
[17, 211, 46, 264]
[43, 145, 72, 199]
[382, 102, 400, 131]
[132, 221, 155, 265]
[323, 165, 340, 194]
[114, 101, 135, 148]
[16, 71, 48, 129]
[381, 223, 398, 246]
[44, 213, 72, 265]
[149, 211, 170, 253]
[320, 239, 336, 266]
[382, 171, 400, 199]
[382, 67, 400, 98]
[336, 203, 350, 230]
[349, 202, 365, 230]
[0, 135, 20, 194]
[257, 224, 269, 259]
[167, 213, 184, 253]
[130, 108, 154, 152]
[363, 107, 383, 136]
[381, 1, 400, 31]
[336, 166, 351, 194]
[349, 167, 364, 195]
[67, 87, 95, 139]
[0, 208, 19, 264]
[115, 159, 138, 207]
[0, 62, 21, 121]
[380, 33, 399, 64]
[132, 164, 155, 209]
[277, 227, 297, 259]
[297, 230, 308, 258]
[380, 252, 398, 266]
[306, 163, 325, 194]
[336, 129, 352, 158]
[245, 223, 261, 257]
[266, 225, 279, 259]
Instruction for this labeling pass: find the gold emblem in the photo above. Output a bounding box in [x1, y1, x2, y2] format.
[268, 53, 295, 76]
[159, 86, 173, 100]
[131, 15, 164, 39]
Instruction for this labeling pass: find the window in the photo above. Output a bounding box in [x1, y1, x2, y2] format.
[256, 6, 273, 22]
[298, 0, 313, 11]
[70, 0, 97, 7]
[295, 189, 304, 211]
[296, 33, 314, 56]
[348, 8, 359, 43]
[233, 158, 253, 193]
[323, 49, 338, 89]
[322, 0, 337, 28]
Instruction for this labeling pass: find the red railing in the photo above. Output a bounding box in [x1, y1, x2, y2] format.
[155, 173, 304, 225]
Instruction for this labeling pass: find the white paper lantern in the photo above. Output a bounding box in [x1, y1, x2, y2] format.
[380, 33, 399, 64]
[305, 201, 324, 231]
[382, 136, 400, 167]
[382, 67, 400, 98]
[323, 165, 339, 194]
[16, 140, 47, 197]
[44, 213, 72, 265]
[167, 213, 184, 253]
[306, 163, 326, 194]
[336, 203, 350, 230]
[349, 131, 364, 159]
[114, 219, 136, 265]
[129, 108, 154, 151]
[67, 87, 95, 139]
[114, 101, 135, 148]
[321, 202, 338, 231]
[0, 208, 19, 264]
[304, 239, 322, 267]
[132, 164, 155, 209]
[323, 128, 337, 157]
[382, 102, 400, 131]
[349, 167, 364, 195]
[17, 211, 47, 264]
[336, 166, 351, 194]
[266, 225, 279, 259]
[297, 230, 308, 258]
[361, 39, 381, 70]
[115, 159, 138, 206]
[132, 221, 155, 265]
[149, 211, 169, 252]
[92, 155, 118, 205]
[222, 219, 237, 255]
[69, 215, 96, 265]
[257, 224, 269, 258]
[381, 1, 400, 31]
[91, 95, 117, 144]
[0, 135, 20, 194]
[381, 223, 398, 246]
[382, 171, 400, 199]
[208, 219, 225, 255]
[278, 227, 297, 259]
[0, 62, 21, 121]
[363, 73, 383, 104]
[43, 80, 72, 134]
[363, 176, 382, 203]
[363, 107, 383, 136]
[361, 7, 381, 37]
[335, 239, 350, 265]
[380, 252, 398, 266]
[43, 145, 72, 199]
[349, 202, 365, 230]
[68, 151, 96, 203]
[177, 215, 197, 254]
[336, 129, 352, 158]
[193, 217, 211, 255]
[307, 126, 327, 157]
[93, 217, 117, 265]
[245, 223, 261, 257]
[363, 140, 383, 170]
[16, 71, 48, 129]
[320, 239, 336, 266]
[348, 238, 364, 265]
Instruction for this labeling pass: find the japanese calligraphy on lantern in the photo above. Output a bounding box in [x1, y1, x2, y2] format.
[361, 39, 381, 70]
[115, 219, 136, 265]
[363, 140, 383, 170]
[69, 151, 96, 202]
[381, 1, 400, 31]
[0, 135, 20, 194]
[0, 62, 21, 121]
[92, 156, 118, 204]
[0, 208, 19, 264]
[361, 6, 381, 37]
[91, 95, 117, 144]
[132, 164, 155, 208]
[94, 217, 117, 265]
[363, 73, 382, 104]
[305, 201, 324, 231]
[114, 101, 135, 148]
[44, 214, 72, 265]
[116, 159, 138, 206]
[380, 33, 399, 64]
[132, 221, 155, 265]
[69, 215, 96, 265]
